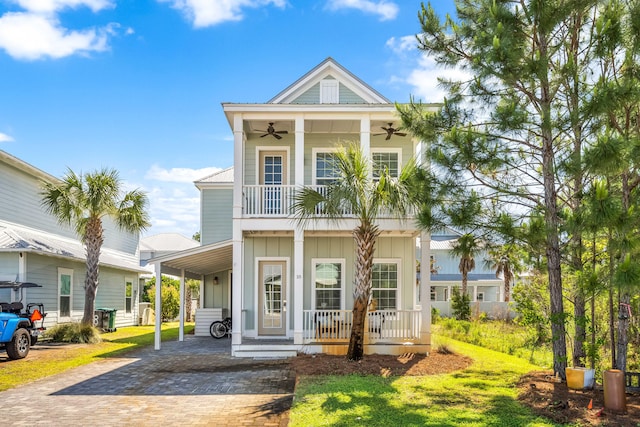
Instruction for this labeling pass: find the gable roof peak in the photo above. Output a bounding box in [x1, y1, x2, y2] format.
[268, 57, 390, 105]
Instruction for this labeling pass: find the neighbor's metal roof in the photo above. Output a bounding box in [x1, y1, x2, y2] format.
[0, 223, 145, 273]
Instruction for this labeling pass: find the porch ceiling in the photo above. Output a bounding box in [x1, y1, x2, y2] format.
[149, 240, 232, 277]
[243, 119, 403, 135]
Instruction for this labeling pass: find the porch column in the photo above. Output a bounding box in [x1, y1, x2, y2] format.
[293, 227, 304, 344]
[199, 274, 204, 309]
[295, 114, 304, 187]
[360, 115, 371, 177]
[500, 282, 505, 302]
[231, 227, 243, 346]
[154, 262, 162, 350]
[419, 232, 431, 346]
[473, 285, 478, 302]
[178, 269, 185, 342]
[232, 113, 244, 219]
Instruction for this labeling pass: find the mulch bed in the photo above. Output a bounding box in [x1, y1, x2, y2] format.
[517, 370, 640, 426]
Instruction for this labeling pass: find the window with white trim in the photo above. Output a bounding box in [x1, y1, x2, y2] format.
[58, 268, 73, 319]
[125, 279, 133, 314]
[314, 151, 340, 186]
[372, 149, 401, 180]
[312, 259, 345, 310]
[371, 262, 399, 310]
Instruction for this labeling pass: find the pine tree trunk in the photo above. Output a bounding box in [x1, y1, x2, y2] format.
[82, 216, 104, 325]
[573, 290, 586, 367]
[346, 222, 379, 361]
[615, 292, 631, 372]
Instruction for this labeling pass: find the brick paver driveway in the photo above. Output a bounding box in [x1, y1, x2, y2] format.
[0, 336, 294, 427]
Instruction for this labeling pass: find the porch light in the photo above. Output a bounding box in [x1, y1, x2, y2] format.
[213, 276, 219, 285]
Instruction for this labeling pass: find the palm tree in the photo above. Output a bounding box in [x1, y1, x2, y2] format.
[41, 168, 150, 325]
[293, 142, 418, 361]
[450, 233, 481, 296]
[486, 244, 522, 302]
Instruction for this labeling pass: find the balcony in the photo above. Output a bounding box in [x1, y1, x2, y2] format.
[243, 185, 355, 217]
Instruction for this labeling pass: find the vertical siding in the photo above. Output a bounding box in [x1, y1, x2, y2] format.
[243, 236, 294, 330]
[202, 270, 230, 310]
[201, 188, 233, 245]
[244, 137, 295, 185]
[304, 236, 416, 310]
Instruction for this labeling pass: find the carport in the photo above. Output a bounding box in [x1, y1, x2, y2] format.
[148, 239, 232, 350]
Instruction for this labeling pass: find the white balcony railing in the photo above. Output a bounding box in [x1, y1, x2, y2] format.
[243, 185, 296, 216]
[302, 309, 422, 343]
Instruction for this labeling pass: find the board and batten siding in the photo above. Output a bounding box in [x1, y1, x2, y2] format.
[202, 271, 231, 310]
[304, 236, 417, 310]
[243, 236, 294, 331]
[201, 188, 232, 245]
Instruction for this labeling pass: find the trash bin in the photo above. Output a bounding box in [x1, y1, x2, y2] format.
[95, 308, 117, 332]
[603, 369, 627, 413]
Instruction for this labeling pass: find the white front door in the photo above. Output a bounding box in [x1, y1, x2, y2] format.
[258, 261, 286, 336]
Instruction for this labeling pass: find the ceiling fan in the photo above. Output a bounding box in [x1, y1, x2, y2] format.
[375, 123, 407, 140]
[259, 122, 288, 140]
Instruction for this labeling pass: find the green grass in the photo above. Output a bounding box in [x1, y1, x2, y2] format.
[0, 322, 193, 391]
[434, 319, 554, 368]
[289, 337, 565, 427]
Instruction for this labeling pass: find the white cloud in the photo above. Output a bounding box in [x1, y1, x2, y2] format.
[158, 0, 286, 28]
[143, 184, 201, 237]
[11, 0, 114, 14]
[0, 12, 109, 60]
[0, 1, 118, 60]
[407, 55, 470, 103]
[326, 0, 398, 21]
[385, 35, 416, 54]
[145, 165, 221, 183]
[0, 132, 14, 142]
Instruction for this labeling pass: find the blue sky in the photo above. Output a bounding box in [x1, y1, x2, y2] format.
[0, 0, 456, 238]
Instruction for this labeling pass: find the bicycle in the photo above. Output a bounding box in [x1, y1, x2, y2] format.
[209, 317, 232, 339]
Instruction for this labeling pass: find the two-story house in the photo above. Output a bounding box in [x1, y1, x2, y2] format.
[151, 58, 437, 357]
[0, 150, 147, 328]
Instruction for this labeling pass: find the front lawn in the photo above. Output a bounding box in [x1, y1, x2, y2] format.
[0, 322, 193, 392]
[289, 337, 565, 427]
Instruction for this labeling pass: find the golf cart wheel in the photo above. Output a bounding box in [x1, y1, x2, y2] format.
[6, 328, 30, 360]
[30, 335, 38, 347]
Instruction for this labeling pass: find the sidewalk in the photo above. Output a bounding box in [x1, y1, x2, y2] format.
[0, 336, 294, 426]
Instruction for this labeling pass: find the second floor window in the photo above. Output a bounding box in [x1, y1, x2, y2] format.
[372, 150, 400, 179]
[315, 152, 339, 186]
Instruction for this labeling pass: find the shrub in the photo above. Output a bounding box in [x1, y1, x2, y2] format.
[451, 287, 471, 320]
[148, 283, 180, 321]
[45, 323, 102, 344]
[431, 307, 440, 324]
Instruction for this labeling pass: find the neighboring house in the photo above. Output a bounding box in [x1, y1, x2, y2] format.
[0, 150, 147, 328]
[429, 228, 514, 319]
[140, 233, 200, 267]
[151, 57, 438, 357]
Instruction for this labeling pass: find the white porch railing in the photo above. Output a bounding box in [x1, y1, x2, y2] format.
[243, 185, 296, 216]
[302, 309, 422, 343]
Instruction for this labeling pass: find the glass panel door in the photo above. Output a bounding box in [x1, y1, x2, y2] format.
[258, 261, 286, 336]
